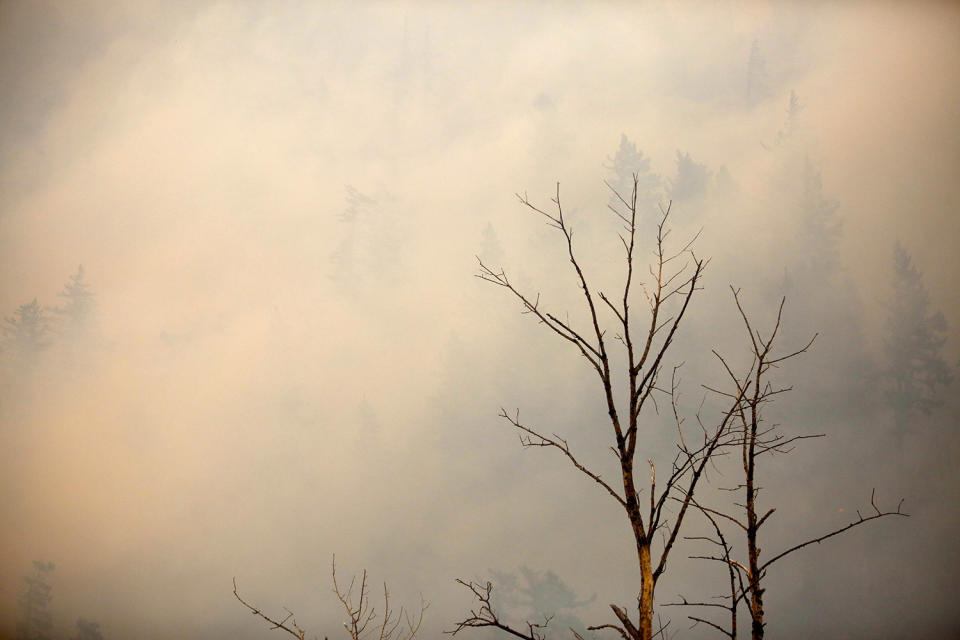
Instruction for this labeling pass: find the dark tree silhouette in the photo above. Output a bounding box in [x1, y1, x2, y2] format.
[773, 91, 803, 147]
[16, 561, 55, 640]
[70, 618, 104, 640]
[795, 159, 842, 279]
[667, 151, 710, 204]
[487, 567, 596, 639]
[882, 243, 953, 435]
[745, 39, 770, 108]
[604, 135, 661, 222]
[769, 154, 871, 420]
[479, 222, 504, 267]
[2, 299, 51, 368]
[330, 185, 403, 293]
[54, 265, 95, 330]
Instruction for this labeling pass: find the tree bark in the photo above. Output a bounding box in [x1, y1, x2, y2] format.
[638, 543, 654, 640]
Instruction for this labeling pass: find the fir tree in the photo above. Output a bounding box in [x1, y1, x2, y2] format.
[54, 265, 94, 330]
[16, 561, 55, 640]
[71, 618, 103, 640]
[478, 222, 504, 267]
[2, 299, 51, 367]
[330, 185, 402, 292]
[775, 91, 803, 146]
[489, 567, 596, 639]
[796, 158, 842, 280]
[746, 38, 770, 107]
[667, 150, 710, 203]
[604, 134, 661, 231]
[605, 135, 659, 202]
[883, 243, 953, 431]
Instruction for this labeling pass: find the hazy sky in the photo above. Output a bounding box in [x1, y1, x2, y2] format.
[1, 2, 958, 639]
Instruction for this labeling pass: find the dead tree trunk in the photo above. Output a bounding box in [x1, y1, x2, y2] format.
[453, 178, 742, 640]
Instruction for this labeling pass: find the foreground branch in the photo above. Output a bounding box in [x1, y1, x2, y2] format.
[235, 557, 427, 640]
[234, 578, 308, 640]
[449, 580, 552, 640]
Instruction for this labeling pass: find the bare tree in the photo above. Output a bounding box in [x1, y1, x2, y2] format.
[234, 556, 427, 640]
[668, 288, 908, 639]
[453, 178, 745, 640]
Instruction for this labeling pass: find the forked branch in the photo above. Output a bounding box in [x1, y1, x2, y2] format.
[448, 580, 552, 640]
[233, 578, 308, 640]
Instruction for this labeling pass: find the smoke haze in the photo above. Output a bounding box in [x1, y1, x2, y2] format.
[1, 2, 957, 639]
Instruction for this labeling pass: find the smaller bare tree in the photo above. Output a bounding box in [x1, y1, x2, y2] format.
[668, 288, 908, 639]
[234, 556, 427, 640]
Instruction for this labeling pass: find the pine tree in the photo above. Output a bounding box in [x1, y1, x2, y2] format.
[54, 265, 94, 330]
[796, 158, 842, 280]
[330, 185, 402, 292]
[2, 299, 51, 368]
[883, 243, 953, 432]
[766, 156, 874, 424]
[775, 91, 803, 147]
[71, 618, 104, 640]
[604, 134, 661, 228]
[16, 561, 55, 640]
[746, 38, 770, 107]
[488, 567, 596, 639]
[667, 150, 710, 203]
[478, 222, 504, 267]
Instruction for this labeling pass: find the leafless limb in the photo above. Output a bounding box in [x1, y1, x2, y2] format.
[448, 580, 552, 640]
[501, 408, 626, 509]
[665, 500, 744, 639]
[234, 578, 308, 640]
[759, 489, 908, 572]
[333, 557, 427, 640]
[235, 557, 426, 640]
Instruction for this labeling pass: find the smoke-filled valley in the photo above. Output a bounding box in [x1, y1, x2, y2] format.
[1, 3, 958, 639]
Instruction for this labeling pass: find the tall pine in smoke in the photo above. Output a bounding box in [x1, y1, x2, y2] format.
[2, 299, 50, 370]
[883, 243, 953, 433]
[796, 159, 842, 279]
[70, 619, 104, 640]
[667, 150, 710, 205]
[604, 134, 661, 231]
[769, 153, 872, 419]
[745, 38, 770, 107]
[487, 567, 596, 640]
[330, 185, 403, 295]
[16, 561, 55, 640]
[54, 265, 94, 331]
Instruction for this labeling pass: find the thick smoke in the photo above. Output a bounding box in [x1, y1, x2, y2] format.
[1, 2, 957, 639]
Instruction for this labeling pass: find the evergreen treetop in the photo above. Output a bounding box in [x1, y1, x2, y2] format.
[884, 243, 953, 425]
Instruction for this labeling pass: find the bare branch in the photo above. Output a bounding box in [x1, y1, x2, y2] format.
[233, 578, 307, 640]
[449, 580, 549, 640]
[476, 258, 602, 373]
[502, 408, 627, 509]
[760, 491, 908, 572]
